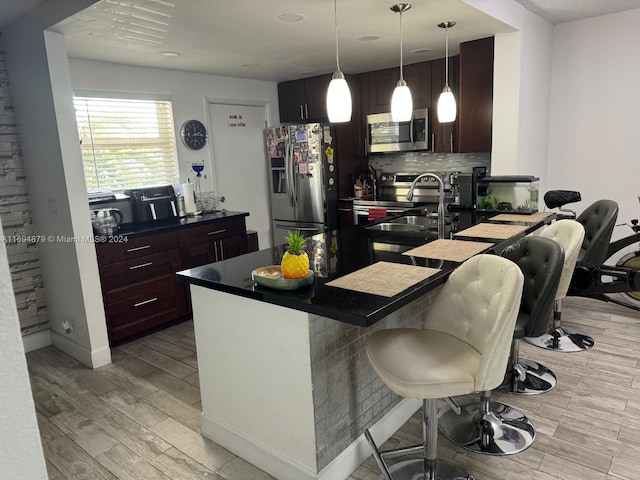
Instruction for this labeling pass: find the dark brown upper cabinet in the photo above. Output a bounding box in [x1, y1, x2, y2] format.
[277, 74, 332, 123]
[458, 36, 494, 153]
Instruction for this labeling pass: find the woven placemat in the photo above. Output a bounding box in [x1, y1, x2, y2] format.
[454, 223, 528, 240]
[402, 239, 495, 262]
[326, 261, 441, 297]
[490, 212, 553, 223]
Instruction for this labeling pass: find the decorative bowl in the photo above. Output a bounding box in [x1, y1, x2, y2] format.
[251, 265, 314, 290]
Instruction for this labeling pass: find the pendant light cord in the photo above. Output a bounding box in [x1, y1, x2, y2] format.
[399, 9, 404, 81]
[334, 0, 340, 71]
[444, 25, 449, 87]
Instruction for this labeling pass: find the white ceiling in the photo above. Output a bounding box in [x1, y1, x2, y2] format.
[511, 0, 640, 24]
[1, 0, 640, 82]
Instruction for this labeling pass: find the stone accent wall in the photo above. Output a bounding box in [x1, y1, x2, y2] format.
[310, 289, 439, 470]
[0, 34, 49, 336]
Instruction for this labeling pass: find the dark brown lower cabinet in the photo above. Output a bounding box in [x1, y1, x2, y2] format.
[96, 216, 248, 344]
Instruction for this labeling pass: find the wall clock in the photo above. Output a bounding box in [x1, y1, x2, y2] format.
[180, 119, 208, 150]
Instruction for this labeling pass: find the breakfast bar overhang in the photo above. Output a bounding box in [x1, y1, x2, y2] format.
[177, 214, 554, 480]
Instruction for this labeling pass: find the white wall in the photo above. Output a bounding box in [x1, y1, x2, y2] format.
[68, 59, 280, 194]
[0, 217, 48, 478]
[3, 0, 110, 368]
[69, 60, 280, 248]
[547, 9, 640, 240]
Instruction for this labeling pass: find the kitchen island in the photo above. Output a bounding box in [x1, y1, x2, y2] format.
[177, 212, 554, 480]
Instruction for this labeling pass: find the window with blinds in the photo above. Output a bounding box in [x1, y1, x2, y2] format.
[74, 96, 179, 192]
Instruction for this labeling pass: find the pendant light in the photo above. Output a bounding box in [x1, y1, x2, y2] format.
[326, 0, 352, 123]
[437, 21, 457, 123]
[391, 3, 413, 122]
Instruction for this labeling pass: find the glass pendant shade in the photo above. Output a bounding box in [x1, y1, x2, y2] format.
[391, 79, 413, 122]
[437, 86, 457, 123]
[437, 21, 457, 123]
[326, 0, 352, 123]
[327, 71, 352, 123]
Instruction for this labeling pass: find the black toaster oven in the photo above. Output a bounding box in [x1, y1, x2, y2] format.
[124, 185, 178, 223]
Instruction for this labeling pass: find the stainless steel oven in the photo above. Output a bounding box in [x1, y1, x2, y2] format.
[353, 204, 411, 225]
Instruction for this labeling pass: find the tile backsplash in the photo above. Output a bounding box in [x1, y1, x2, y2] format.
[369, 151, 491, 175]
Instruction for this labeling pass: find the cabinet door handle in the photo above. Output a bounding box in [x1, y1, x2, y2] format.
[300, 105, 304, 119]
[337, 208, 352, 212]
[213, 241, 219, 261]
[127, 245, 151, 253]
[431, 133, 435, 151]
[305, 104, 308, 119]
[220, 240, 225, 260]
[129, 261, 153, 270]
[450, 133, 454, 153]
[134, 297, 157, 307]
[207, 229, 227, 236]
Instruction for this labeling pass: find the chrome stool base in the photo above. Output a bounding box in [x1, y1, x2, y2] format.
[438, 397, 535, 455]
[525, 326, 594, 352]
[504, 358, 557, 394]
[375, 459, 474, 480]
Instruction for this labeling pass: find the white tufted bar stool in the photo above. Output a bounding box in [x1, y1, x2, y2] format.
[363, 255, 524, 480]
[526, 219, 588, 352]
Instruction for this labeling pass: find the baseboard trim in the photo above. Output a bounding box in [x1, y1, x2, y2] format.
[201, 412, 318, 480]
[22, 329, 52, 353]
[201, 398, 421, 480]
[50, 331, 111, 368]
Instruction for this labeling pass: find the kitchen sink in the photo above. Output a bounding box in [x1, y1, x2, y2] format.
[366, 222, 426, 232]
[389, 215, 436, 227]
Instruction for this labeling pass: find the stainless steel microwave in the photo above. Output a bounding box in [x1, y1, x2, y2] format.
[366, 108, 430, 154]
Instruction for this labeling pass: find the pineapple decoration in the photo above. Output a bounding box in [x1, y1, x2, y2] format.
[281, 231, 310, 279]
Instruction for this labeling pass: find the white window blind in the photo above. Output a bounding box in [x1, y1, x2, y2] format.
[74, 96, 179, 191]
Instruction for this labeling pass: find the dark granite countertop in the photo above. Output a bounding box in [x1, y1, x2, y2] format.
[176, 210, 554, 327]
[102, 210, 249, 240]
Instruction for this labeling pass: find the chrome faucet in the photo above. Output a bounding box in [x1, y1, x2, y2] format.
[406, 173, 446, 239]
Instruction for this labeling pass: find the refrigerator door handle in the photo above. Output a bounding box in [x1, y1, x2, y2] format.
[290, 141, 297, 208]
[284, 141, 294, 207]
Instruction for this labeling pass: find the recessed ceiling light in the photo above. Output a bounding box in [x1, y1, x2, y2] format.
[277, 13, 306, 23]
[241, 63, 260, 68]
[412, 48, 431, 54]
[358, 35, 380, 42]
[159, 51, 181, 57]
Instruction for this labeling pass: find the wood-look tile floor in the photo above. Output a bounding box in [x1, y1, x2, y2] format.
[30, 296, 640, 480]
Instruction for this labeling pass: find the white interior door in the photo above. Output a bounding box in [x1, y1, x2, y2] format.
[208, 103, 271, 248]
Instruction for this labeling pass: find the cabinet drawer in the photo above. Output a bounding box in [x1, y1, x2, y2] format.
[99, 249, 182, 292]
[178, 218, 245, 244]
[96, 230, 179, 265]
[104, 274, 177, 305]
[106, 283, 178, 328]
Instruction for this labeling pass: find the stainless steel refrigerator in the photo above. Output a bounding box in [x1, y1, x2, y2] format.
[265, 123, 339, 247]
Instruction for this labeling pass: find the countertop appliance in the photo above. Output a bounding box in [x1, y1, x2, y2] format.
[448, 166, 488, 211]
[124, 185, 178, 223]
[266, 123, 339, 246]
[91, 208, 123, 236]
[352, 172, 452, 225]
[367, 108, 430, 154]
[89, 192, 134, 225]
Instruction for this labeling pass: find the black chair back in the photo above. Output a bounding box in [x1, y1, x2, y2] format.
[576, 199, 618, 268]
[502, 236, 564, 338]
